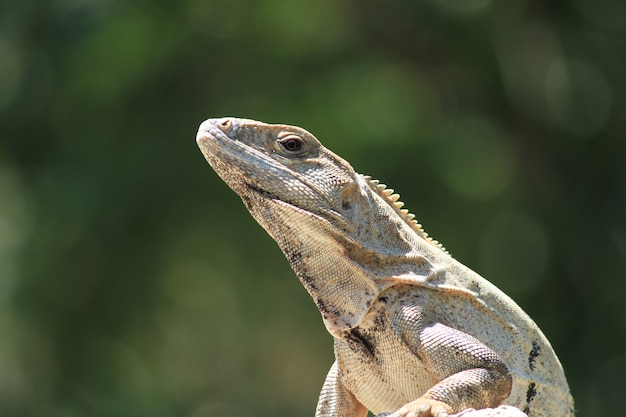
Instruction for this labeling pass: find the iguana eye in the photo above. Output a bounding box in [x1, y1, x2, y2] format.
[278, 135, 305, 154]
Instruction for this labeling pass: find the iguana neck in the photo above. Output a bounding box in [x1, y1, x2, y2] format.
[242, 175, 443, 337]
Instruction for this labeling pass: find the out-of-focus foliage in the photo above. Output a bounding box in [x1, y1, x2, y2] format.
[0, 0, 624, 416]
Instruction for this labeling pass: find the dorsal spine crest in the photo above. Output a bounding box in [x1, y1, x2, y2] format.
[362, 175, 447, 253]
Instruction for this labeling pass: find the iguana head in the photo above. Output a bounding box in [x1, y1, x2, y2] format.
[196, 117, 438, 335]
[196, 117, 357, 223]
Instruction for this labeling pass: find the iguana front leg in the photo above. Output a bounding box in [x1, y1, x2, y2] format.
[386, 305, 513, 417]
[316, 361, 368, 417]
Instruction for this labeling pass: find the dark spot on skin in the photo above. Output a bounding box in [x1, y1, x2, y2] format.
[240, 194, 254, 210]
[528, 340, 541, 371]
[316, 298, 326, 313]
[316, 299, 341, 321]
[341, 199, 352, 210]
[287, 249, 302, 265]
[379, 296, 388, 304]
[373, 311, 386, 328]
[523, 382, 537, 414]
[345, 329, 376, 358]
[299, 273, 317, 291]
[287, 249, 318, 292]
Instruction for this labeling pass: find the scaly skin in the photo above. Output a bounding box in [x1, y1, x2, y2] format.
[196, 117, 574, 417]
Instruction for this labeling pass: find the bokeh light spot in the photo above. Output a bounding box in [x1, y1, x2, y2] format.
[309, 63, 441, 147]
[478, 211, 550, 294]
[0, 36, 21, 111]
[432, 0, 493, 14]
[432, 115, 517, 200]
[545, 59, 612, 138]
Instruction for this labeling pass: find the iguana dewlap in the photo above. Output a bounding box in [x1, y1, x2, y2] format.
[196, 117, 574, 417]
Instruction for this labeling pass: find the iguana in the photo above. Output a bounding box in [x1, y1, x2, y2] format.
[195, 117, 574, 417]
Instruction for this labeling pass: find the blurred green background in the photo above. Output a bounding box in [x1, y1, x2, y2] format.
[0, 0, 624, 416]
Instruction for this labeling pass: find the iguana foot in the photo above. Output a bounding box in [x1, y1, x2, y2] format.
[376, 399, 453, 417]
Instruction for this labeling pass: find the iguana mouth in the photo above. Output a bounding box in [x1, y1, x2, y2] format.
[245, 183, 279, 200]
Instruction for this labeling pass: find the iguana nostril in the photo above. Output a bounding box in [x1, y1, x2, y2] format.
[219, 119, 232, 131]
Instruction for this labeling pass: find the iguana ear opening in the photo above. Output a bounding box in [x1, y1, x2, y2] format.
[339, 183, 360, 213]
[338, 180, 385, 236]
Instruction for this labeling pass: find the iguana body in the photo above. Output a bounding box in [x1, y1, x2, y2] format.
[196, 117, 574, 417]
